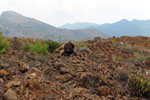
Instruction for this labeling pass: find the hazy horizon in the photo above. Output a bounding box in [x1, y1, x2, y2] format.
[1, 0, 150, 27]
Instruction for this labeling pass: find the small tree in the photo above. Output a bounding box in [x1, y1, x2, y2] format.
[31, 40, 49, 56]
[0, 31, 10, 54]
[46, 41, 61, 53]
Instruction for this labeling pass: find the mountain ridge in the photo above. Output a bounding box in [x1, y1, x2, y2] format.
[61, 19, 150, 36]
[0, 11, 109, 41]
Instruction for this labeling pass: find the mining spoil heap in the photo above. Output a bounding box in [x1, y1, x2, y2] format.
[0, 36, 150, 100]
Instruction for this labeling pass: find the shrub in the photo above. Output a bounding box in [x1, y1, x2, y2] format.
[110, 40, 117, 44]
[136, 55, 147, 63]
[126, 55, 147, 64]
[23, 42, 32, 52]
[117, 70, 129, 82]
[31, 40, 49, 56]
[0, 32, 10, 54]
[117, 56, 123, 62]
[130, 74, 150, 99]
[46, 41, 61, 53]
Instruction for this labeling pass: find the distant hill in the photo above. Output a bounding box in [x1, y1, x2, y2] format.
[132, 19, 150, 36]
[60, 22, 98, 30]
[61, 19, 150, 37]
[90, 19, 145, 37]
[0, 11, 109, 41]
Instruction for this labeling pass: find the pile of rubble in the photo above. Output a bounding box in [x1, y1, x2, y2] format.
[0, 37, 149, 100]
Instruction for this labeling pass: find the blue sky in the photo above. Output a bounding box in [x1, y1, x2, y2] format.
[0, 0, 150, 26]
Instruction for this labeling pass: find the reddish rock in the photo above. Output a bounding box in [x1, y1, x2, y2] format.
[19, 62, 29, 73]
[96, 86, 111, 96]
[0, 70, 9, 76]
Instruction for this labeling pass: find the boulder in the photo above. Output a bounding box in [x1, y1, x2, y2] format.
[4, 89, 18, 100]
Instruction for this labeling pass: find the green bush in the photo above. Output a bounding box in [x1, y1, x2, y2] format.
[130, 74, 150, 99]
[117, 56, 124, 62]
[23, 42, 32, 52]
[126, 55, 147, 64]
[31, 41, 49, 56]
[46, 41, 61, 53]
[110, 40, 117, 44]
[0, 32, 10, 54]
[136, 55, 147, 63]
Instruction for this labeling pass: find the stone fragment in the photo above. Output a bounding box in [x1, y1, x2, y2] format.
[0, 70, 9, 76]
[4, 89, 18, 100]
[96, 86, 111, 96]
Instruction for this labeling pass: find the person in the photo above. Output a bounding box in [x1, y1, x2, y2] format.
[63, 41, 76, 56]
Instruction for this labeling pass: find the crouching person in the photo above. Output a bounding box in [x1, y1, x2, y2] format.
[62, 41, 76, 56]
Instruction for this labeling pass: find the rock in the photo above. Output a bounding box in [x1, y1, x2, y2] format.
[0, 63, 9, 69]
[0, 78, 4, 83]
[54, 62, 66, 70]
[55, 74, 72, 82]
[0, 70, 9, 76]
[20, 62, 29, 73]
[7, 50, 15, 55]
[0, 87, 5, 97]
[96, 86, 111, 96]
[6, 81, 21, 88]
[79, 46, 91, 53]
[80, 73, 88, 79]
[130, 97, 146, 100]
[26, 73, 37, 79]
[60, 67, 71, 74]
[25, 68, 44, 81]
[4, 89, 18, 100]
[122, 96, 128, 100]
[107, 95, 115, 100]
[120, 42, 124, 46]
[112, 54, 117, 61]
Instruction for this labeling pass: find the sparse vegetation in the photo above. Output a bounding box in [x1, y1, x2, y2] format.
[31, 40, 49, 56]
[117, 56, 124, 62]
[117, 70, 129, 82]
[46, 41, 61, 53]
[136, 55, 147, 63]
[130, 74, 150, 99]
[0, 31, 10, 54]
[74, 41, 89, 47]
[110, 39, 117, 44]
[127, 55, 147, 64]
[23, 42, 32, 52]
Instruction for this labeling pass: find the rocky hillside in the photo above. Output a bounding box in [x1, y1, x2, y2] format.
[60, 22, 99, 30]
[1, 36, 150, 99]
[0, 11, 109, 41]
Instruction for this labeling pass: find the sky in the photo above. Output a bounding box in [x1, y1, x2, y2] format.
[0, 0, 150, 27]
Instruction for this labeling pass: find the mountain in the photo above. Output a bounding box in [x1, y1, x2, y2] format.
[60, 22, 98, 30]
[90, 19, 145, 37]
[132, 19, 150, 36]
[62, 19, 150, 37]
[0, 11, 109, 41]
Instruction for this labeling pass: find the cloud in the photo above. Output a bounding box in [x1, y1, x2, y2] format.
[0, 0, 150, 26]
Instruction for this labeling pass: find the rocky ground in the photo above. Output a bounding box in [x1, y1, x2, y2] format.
[1, 36, 150, 100]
